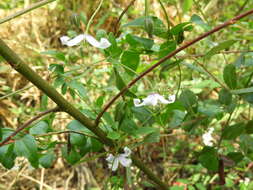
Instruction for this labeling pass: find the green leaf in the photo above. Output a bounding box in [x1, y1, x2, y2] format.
[158, 41, 177, 58]
[231, 87, 253, 94]
[41, 50, 66, 62]
[143, 131, 160, 143]
[168, 110, 186, 128]
[170, 22, 191, 35]
[218, 89, 232, 105]
[126, 34, 154, 49]
[121, 51, 140, 76]
[106, 34, 122, 58]
[107, 131, 121, 140]
[227, 152, 243, 164]
[39, 152, 55, 168]
[0, 144, 16, 169]
[199, 146, 219, 171]
[119, 118, 138, 135]
[67, 120, 94, 136]
[190, 14, 210, 30]
[70, 132, 86, 146]
[14, 135, 39, 168]
[49, 64, 64, 74]
[29, 121, 49, 135]
[89, 138, 103, 152]
[132, 107, 154, 125]
[114, 68, 136, 97]
[135, 127, 157, 136]
[222, 123, 245, 140]
[68, 81, 86, 98]
[123, 16, 168, 38]
[179, 90, 197, 113]
[245, 120, 253, 134]
[240, 135, 253, 157]
[61, 146, 81, 165]
[205, 40, 236, 59]
[223, 64, 237, 89]
[182, 0, 193, 13]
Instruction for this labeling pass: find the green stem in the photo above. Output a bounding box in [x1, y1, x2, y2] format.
[0, 39, 113, 146]
[0, 39, 169, 190]
[131, 155, 168, 190]
[0, 84, 32, 100]
[0, 0, 57, 24]
[85, 0, 104, 34]
[158, 0, 171, 29]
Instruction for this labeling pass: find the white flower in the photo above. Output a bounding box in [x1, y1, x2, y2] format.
[133, 93, 176, 107]
[60, 34, 111, 49]
[202, 127, 214, 146]
[106, 147, 132, 171]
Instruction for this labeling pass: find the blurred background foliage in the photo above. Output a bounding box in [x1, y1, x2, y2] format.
[0, 0, 253, 189]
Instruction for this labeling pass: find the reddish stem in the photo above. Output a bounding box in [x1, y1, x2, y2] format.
[0, 107, 60, 146]
[95, 8, 253, 125]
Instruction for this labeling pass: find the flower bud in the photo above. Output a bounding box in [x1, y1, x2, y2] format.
[70, 13, 81, 28]
[144, 17, 154, 38]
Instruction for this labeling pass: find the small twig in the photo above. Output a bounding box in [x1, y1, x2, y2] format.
[95, 8, 253, 124]
[20, 174, 54, 190]
[236, 0, 250, 15]
[158, 0, 171, 29]
[36, 130, 98, 140]
[0, 85, 33, 100]
[0, 106, 60, 147]
[192, 58, 228, 90]
[0, 0, 56, 24]
[114, 0, 136, 35]
[40, 168, 45, 190]
[85, 0, 104, 35]
[175, 50, 253, 59]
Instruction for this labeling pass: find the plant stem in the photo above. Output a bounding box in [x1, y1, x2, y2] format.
[131, 155, 168, 190]
[0, 84, 32, 100]
[0, 39, 113, 146]
[192, 58, 228, 90]
[0, 39, 169, 190]
[85, 0, 104, 35]
[0, 0, 57, 24]
[96, 8, 253, 123]
[0, 107, 60, 146]
[158, 0, 171, 29]
[114, 0, 136, 35]
[175, 50, 253, 59]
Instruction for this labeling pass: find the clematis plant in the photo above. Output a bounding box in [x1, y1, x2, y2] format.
[60, 34, 111, 49]
[133, 93, 176, 107]
[202, 127, 215, 146]
[106, 147, 132, 171]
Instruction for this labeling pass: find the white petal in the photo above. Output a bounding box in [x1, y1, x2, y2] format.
[84, 35, 111, 49]
[143, 94, 158, 106]
[155, 94, 170, 104]
[60, 34, 85, 46]
[110, 157, 119, 171]
[118, 156, 132, 167]
[85, 34, 101, 47]
[133, 99, 142, 107]
[123, 147, 131, 156]
[60, 36, 70, 45]
[168, 94, 176, 103]
[98, 38, 111, 49]
[202, 128, 214, 146]
[106, 154, 115, 163]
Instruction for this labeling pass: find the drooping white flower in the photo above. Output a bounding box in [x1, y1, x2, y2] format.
[133, 93, 176, 107]
[106, 147, 132, 171]
[239, 177, 250, 186]
[202, 127, 214, 146]
[60, 34, 111, 49]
